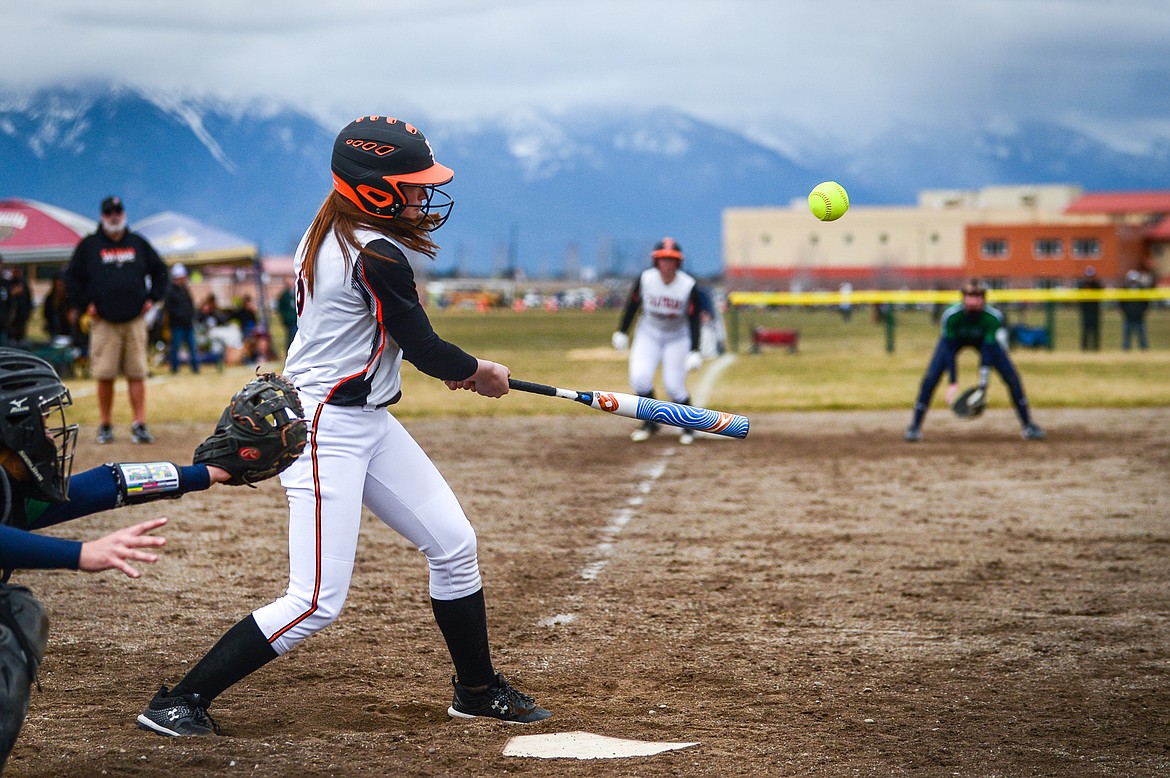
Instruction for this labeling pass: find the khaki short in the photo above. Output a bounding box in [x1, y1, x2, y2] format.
[89, 316, 149, 380]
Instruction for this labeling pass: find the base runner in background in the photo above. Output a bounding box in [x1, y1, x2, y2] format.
[611, 238, 704, 444]
[905, 279, 1045, 443]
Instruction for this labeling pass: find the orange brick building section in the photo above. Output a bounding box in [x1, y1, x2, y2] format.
[965, 222, 1147, 284]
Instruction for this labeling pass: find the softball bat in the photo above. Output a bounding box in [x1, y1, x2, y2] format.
[508, 379, 750, 439]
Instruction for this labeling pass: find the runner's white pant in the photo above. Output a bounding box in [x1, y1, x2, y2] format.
[253, 401, 481, 656]
[629, 325, 690, 402]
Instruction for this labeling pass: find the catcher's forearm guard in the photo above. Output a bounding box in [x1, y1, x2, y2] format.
[108, 462, 182, 507]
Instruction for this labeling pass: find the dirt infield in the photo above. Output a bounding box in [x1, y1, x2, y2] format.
[7, 408, 1169, 777]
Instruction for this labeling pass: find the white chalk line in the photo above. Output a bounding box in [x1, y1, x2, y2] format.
[538, 354, 737, 628]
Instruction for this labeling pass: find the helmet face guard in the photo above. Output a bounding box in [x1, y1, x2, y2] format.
[11, 386, 77, 502]
[331, 116, 455, 231]
[333, 174, 453, 231]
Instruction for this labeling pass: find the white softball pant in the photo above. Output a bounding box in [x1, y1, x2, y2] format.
[629, 324, 690, 402]
[252, 400, 481, 656]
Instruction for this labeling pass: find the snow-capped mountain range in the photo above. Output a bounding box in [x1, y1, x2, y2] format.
[2, 85, 1167, 279]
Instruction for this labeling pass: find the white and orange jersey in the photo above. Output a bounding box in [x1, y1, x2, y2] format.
[633, 266, 697, 336]
[284, 228, 409, 407]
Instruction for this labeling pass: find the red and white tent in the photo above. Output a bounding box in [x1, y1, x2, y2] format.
[0, 198, 95, 264]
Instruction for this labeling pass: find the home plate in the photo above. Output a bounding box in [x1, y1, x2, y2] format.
[503, 731, 699, 760]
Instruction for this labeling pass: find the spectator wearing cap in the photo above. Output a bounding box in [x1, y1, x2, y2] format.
[163, 263, 199, 374]
[1120, 270, 1151, 351]
[63, 196, 169, 444]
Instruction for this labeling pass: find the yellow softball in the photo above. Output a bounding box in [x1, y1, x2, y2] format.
[808, 181, 849, 222]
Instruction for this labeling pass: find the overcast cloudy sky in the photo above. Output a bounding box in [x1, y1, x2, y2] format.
[3, 0, 1169, 152]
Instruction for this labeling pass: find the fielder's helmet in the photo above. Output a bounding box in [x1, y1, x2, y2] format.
[651, 237, 684, 264]
[0, 348, 77, 503]
[331, 116, 454, 229]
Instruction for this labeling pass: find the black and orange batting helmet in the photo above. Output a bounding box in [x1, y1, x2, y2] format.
[651, 237, 684, 265]
[331, 116, 454, 229]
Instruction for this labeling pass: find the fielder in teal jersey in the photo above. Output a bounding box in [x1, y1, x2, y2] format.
[905, 280, 1045, 442]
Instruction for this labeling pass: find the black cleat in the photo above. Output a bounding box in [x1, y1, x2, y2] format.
[136, 685, 219, 736]
[448, 673, 551, 724]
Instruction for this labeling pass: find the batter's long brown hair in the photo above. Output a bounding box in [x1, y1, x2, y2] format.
[300, 191, 440, 296]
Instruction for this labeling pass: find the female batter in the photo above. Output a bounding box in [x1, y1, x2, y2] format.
[611, 238, 704, 443]
[138, 115, 550, 736]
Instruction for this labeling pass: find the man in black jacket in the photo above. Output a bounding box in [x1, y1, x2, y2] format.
[63, 196, 169, 444]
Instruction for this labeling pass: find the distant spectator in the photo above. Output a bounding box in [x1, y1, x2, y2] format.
[838, 282, 854, 323]
[276, 281, 298, 355]
[1119, 270, 1150, 351]
[0, 254, 16, 346]
[1076, 266, 1102, 352]
[62, 195, 169, 445]
[231, 294, 259, 338]
[198, 293, 225, 328]
[6, 268, 31, 347]
[163, 263, 199, 374]
[42, 276, 73, 341]
[694, 285, 727, 357]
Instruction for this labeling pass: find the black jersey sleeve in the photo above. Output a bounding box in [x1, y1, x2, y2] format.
[617, 275, 643, 334]
[358, 240, 478, 382]
[687, 285, 702, 351]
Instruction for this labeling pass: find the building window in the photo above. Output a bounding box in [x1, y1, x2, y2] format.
[1033, 238, 1062, 259]
[981, 238, 1009, 259]
[1071, 238, 1101, 259]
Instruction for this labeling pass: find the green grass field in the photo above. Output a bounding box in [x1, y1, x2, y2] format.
[63, 305, 1170, 426]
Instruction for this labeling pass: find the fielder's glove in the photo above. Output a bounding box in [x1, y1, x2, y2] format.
[611, 331, 630, 351]
[194, 372, 308, 486]
[685, 350, 704, 372]
[951, 385, 987, 419]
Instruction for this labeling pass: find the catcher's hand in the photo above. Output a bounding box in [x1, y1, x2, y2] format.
[194, 372, 308, 486]
[951, 385, 987, 419]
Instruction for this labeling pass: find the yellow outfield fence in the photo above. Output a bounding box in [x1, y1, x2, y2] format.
[726, 287, 1170, 353]
[728, 287, 1170, 307]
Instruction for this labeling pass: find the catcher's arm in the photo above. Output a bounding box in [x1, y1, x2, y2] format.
[26, 462, 233, 531]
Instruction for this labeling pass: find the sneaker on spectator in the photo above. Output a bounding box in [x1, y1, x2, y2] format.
[96, 424, 114, 445]
[131, 422, 155, 444]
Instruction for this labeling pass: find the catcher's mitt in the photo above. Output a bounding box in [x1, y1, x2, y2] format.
[951, 385, 988, 419]
[194, 372, 308, 486]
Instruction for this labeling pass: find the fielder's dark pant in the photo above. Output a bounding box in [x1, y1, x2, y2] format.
[911, 339, 1032, 428]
